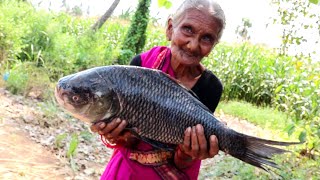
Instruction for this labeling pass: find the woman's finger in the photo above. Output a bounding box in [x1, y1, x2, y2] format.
[191, 126, 199, 158]
[182, 127, 191, 153]
[99, 118, 121, 134]
[208, 135, 219, 158]
[109, 120, 127, 137]
[90, 122, 106, 133]
[196, 124, 208, 159]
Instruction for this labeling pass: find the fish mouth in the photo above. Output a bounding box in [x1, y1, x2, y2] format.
[54, 85, 69, 107]
[54, 85, 95, 123]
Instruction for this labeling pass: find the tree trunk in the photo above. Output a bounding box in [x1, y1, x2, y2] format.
[91, 0, 120, 31]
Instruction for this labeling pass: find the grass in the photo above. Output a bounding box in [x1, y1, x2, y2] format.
[215, 100, 296, 139]
[216, 100, 289, 129]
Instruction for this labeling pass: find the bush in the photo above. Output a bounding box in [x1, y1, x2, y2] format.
[5, 62, 51, 98]
[118, 0, 151, 64]
[0, 0, 32, 64]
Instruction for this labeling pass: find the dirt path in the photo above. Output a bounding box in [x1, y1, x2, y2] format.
[0, 88, 111, 179]
[0, 88, 74, 179]
[0, 119, 72, 179]
[0, 88, 270, 179]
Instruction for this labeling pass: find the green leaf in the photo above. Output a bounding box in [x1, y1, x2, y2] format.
[158, 0, 172, 9]
[67, 133, 79, 158]
[307, 140, 315, 149]
[55, 133, 67, 148]
[80, 130, 94, 141]
[285, 124, 295, 136]
[299, 131, 307, 142]
[275, 85, 283, 93]
[309, 0, 319, 4]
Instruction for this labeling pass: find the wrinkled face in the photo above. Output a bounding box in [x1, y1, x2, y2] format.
[54, 68, 119, 123]
[166, 8, 222, 66]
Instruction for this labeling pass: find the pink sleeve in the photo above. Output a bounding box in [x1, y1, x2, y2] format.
[182, 160, 201, 179]
[141, 46, 167, 68]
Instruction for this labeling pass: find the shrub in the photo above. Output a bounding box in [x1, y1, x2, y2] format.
[118, 0, 151, 64]
[5, 62, 51, 98]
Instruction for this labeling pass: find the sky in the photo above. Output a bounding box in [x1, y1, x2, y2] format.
[31, 0, 319, 61]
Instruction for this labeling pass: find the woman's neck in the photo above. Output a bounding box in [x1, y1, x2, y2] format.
[171, 61, 205, 89]
[171, 61, 204, 78]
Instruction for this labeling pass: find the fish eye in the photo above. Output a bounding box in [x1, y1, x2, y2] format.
[72, 95, 80, 102]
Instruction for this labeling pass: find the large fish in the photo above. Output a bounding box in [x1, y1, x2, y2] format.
[55, 65, 301, 171]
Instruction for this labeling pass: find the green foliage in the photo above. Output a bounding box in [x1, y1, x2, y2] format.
[0, 0, 127, 83]
[200, 152, 319, 179]
[118, 8, 133, 20]
[271, 0, 320, 56]
[18, 10, 53, 66]
[204, 42, 320, 154]
[80, 131, 94, 141]
[5, 62, 51, 96]
[269, 0, 320, 154]
[41, 16, 125, 78]
[158, 0, 172, 9]
[204, 43, 278, 105]
[38, 100, 61, 120]
[274, 154, 320, 179]
[1, 1, 318, 177]
[55, 133, 68, 148]
[67, 133, 79, 159]
[0, 0, 33, 64]
[236, 18, 252, 41]
[118, 0, 151, 64]
[144, 27, 168, 50]
[5, 64, 28, 94]
[309, 0, 319, 4]
[217, 101, 289, 133]
[200, 155, 268, 179]
[201, 101, 318, 179]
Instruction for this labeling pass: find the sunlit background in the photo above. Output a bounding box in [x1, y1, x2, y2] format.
[30, 0, 320, 61]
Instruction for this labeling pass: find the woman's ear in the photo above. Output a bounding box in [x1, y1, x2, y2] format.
[166, 18, 173, 41]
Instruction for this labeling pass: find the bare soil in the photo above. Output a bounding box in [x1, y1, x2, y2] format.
[0, 88, 268, 179]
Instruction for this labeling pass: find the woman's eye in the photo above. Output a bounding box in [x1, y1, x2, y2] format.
[182, 26, 192, 34]
[202, 35, 214, 44]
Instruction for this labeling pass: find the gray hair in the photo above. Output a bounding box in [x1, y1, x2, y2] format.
[171, 0, 226, 42]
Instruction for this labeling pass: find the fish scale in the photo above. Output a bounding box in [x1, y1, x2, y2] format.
[55, 65, 302, 171]
[107, 66, 209, 143]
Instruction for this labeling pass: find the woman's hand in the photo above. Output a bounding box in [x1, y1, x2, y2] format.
[90, 118, 129, 144]
[174, 124, 219, 169]
[182, 124, 219, 159]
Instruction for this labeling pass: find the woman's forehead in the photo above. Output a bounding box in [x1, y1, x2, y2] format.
[175, 8, 217, 24]
[175, 8, 222, 32]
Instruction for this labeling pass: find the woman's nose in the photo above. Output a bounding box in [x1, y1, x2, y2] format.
[186, 38, 199, 53]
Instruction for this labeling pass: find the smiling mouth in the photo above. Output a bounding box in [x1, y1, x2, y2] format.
[181, 48, 198, 58]
[185, 53, 195, 57]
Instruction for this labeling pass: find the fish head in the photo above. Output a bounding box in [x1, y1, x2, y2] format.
[55, 68, 119, 124]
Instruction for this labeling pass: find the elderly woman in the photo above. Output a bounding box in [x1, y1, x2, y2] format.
[91, 0, 226, 179]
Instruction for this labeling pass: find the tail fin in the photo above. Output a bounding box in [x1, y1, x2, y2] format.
[235, 136, 302, 171]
